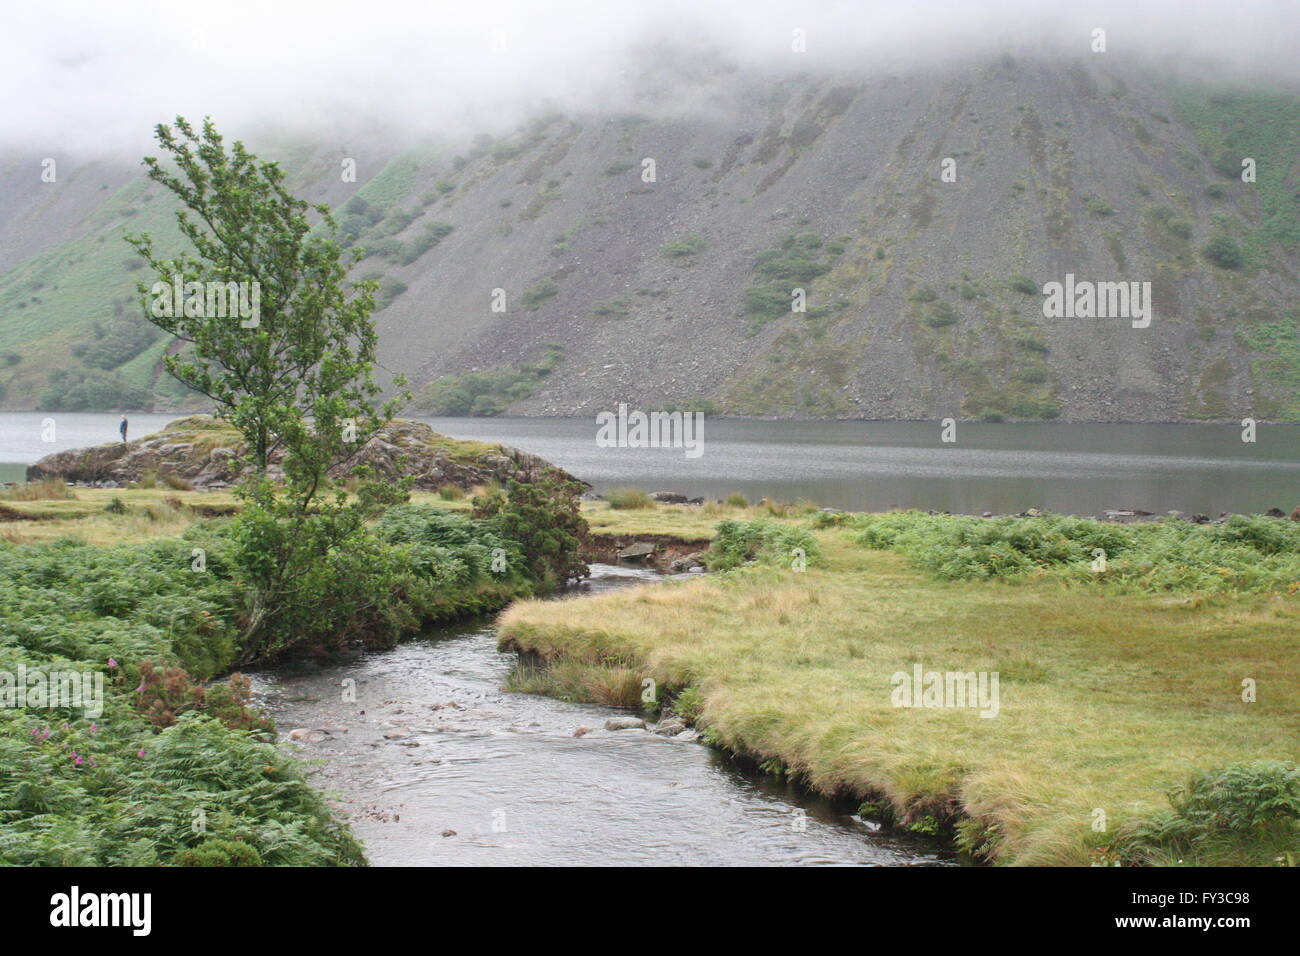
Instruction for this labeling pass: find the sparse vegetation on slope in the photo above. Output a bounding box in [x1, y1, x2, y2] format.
[413, 344, 565, 416]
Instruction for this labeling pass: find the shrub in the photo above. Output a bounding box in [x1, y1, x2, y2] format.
[725, 493, 749, 508]
[850, 510, 1300, 593]
[604, 160, 635, 175]
[175, 838, 264, 867]
[925, 302, 958, 328]
[1124, 762, 1300, 865]
[662, 235, 705, 258]
[134, 662, 272, 735]
[522, 280, 558, 311]
[472, 472, 589, 591]
[1084, 196, 1114, 216]
[1203, 236, 1245, 269]
[592, 296, 632, 318]
[397, 222, 454, 265]
[606, 488, 655, 510]
[706, 519, 820, 572]
[1008, 274, 1038, 295]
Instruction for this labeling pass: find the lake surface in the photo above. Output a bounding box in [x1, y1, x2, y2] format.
[254, 564, 951, 866]
[2, 412, 1298, 515]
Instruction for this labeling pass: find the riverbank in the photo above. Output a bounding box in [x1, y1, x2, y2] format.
[498, 509, 1300, 866]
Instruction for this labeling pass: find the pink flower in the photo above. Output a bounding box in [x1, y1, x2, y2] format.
[136, 749, 146, 758]
[107, 658, 118, 669]
[74, 755, 83, 766]
[89, 723, 98, 732]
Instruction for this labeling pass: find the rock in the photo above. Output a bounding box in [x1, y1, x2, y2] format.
[1264, 507, 1286, 518]
[1191, 513, 1210, 524]
[27, 415, 587, 493]
[651, 492, 691, 504]
[616, 542, 656, 561]
[1291, 507, 1300, 522]
[604, 716, 647, 731]
[382, 729, 410, 740]
[287, 728, 326, 743]
[441, 829, 457, 838]
[654, 718, 687, 737]
[573, 726, 592, 737]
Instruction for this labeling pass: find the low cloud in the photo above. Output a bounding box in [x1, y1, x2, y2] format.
[4, 0, 1298, 156]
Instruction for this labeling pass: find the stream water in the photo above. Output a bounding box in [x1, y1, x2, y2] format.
[254, 564, 953, 867]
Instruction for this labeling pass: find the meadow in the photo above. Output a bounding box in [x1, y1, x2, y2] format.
[499, 506, 1300, 866]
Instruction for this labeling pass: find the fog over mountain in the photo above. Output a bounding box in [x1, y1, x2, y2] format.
[5, 0, 1298, 154]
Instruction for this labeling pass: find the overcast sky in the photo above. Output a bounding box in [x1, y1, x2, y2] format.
[5, 0, 1298, 154]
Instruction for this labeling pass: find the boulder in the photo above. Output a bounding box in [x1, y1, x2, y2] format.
[604, 716, 647, 731]
[654, 718, 687, 737]
[616, 542, 657, 561]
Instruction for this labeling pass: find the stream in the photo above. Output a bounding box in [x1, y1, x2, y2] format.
[254, 564, 954, 867]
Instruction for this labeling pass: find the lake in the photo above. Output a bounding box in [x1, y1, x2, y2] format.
[2, 412, 1298, 515]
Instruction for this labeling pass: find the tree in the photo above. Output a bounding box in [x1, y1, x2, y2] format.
[124, 116, 401, 475]
[125, 117, 410, 659]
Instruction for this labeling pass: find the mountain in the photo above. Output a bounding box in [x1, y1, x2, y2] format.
[1, 52, 1297, 422]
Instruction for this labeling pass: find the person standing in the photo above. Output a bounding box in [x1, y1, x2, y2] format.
[119, 415, 128, 444]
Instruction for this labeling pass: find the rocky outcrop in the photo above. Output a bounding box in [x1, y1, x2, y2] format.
[26, 415, 586, 492]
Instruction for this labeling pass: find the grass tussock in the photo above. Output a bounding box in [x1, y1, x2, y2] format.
[605, 488, 656, 510]
[0, 477, 76, 501]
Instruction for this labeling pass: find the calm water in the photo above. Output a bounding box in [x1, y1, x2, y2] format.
[2, 412, 1298, 514]
[254, 565, 951, 866]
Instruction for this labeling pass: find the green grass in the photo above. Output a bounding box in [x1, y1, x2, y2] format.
[1239, 317, 1300, 419]
[1160, 78, 1300, 258]
[742, 231, 844, 334]
[499, 515, 1300, 865]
